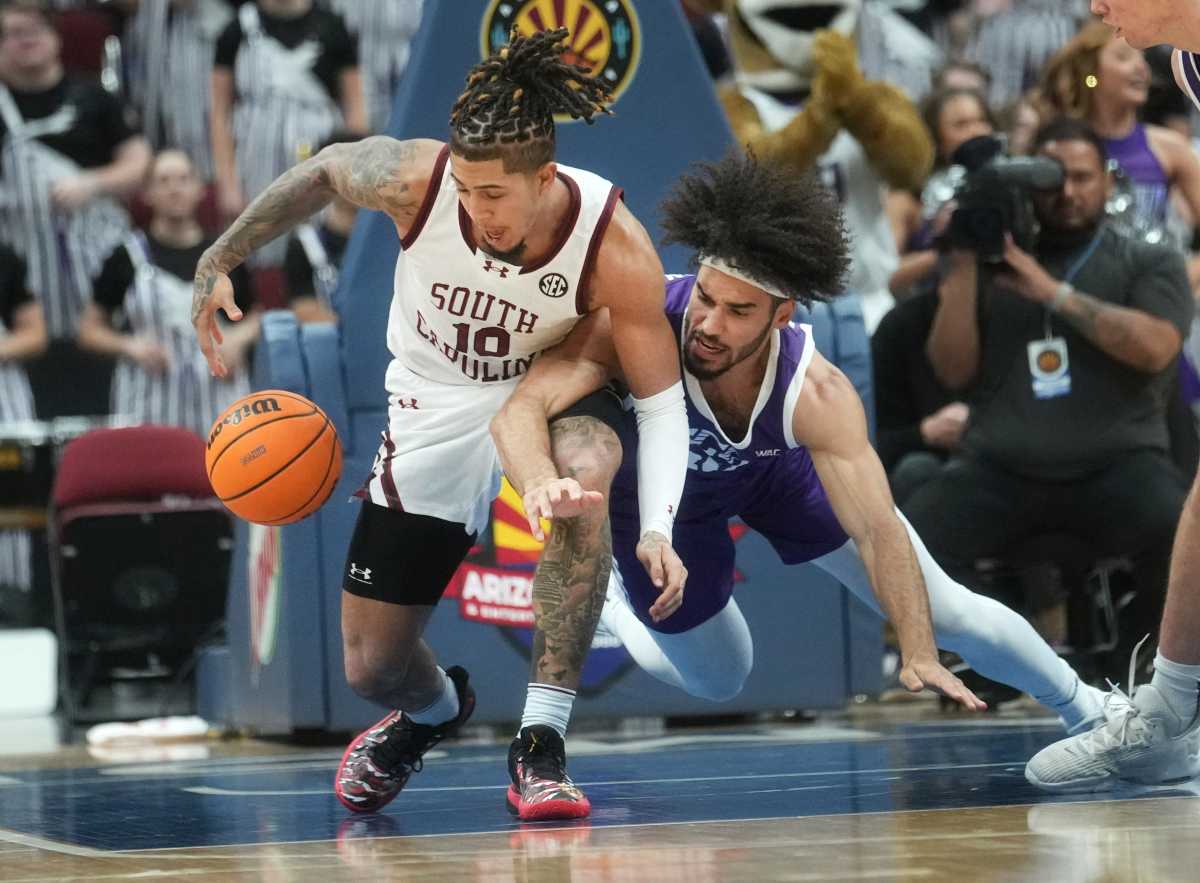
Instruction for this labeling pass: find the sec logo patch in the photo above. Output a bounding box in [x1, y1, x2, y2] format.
[539, 272, 569, 298]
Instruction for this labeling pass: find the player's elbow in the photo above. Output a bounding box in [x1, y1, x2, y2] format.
[1141, 329, 1183, 374]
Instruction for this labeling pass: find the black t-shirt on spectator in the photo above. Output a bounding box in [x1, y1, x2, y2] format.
[871, 286, 957, 473]
[284, 224, 347, 302]
[0, 76, 139, 169]
[214, 6, 358, 103]
[0, 244, 33, 331]
[93, 234, 253, 315]
[966, 223, 1195, 480]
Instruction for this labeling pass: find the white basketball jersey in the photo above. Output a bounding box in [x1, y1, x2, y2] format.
[386, 145, 622, 388]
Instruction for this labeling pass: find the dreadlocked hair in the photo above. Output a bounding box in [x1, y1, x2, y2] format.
[449, 27, 613, 173]
[660, 151, 850, 307]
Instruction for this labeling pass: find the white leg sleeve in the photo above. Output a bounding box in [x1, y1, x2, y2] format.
[810, 510, 1080, 710]
[600, 565, 753, 702]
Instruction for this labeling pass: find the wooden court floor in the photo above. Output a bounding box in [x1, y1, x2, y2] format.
[1, 709, 1197, 882]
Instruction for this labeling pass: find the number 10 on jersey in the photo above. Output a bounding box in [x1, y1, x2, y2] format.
[453, 322, 511, 357]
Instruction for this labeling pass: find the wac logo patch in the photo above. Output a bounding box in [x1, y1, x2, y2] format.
[481, 0, 642, 119]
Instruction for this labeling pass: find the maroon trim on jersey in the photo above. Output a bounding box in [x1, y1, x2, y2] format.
[519, 171, 582, 275]
[400, 144, 450, 251]
[575, 185, 623, 315]
[378, 429, 403, 509]
[353, 429, 404, 509]
[457, 200, 477, 254]
[457, 172, 583, 267]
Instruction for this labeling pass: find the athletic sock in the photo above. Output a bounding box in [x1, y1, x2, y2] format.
[407, 667, 460, 725]
[520, 683, 576, 738]
[1038, 659, 1101, 731]
[1148, 651, 1200, 733]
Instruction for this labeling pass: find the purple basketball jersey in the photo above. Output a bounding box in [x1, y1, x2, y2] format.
[610, 275, 848, 633]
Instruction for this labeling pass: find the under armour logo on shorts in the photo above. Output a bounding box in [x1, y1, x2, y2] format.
[396, 398, 419, 409]
[349, 564, 373, 583]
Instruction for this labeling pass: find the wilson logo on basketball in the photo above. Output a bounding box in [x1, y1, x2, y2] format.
[481, 0, 642, 118]
[539, 272, 569, 298]
[207, 396, 282, 446]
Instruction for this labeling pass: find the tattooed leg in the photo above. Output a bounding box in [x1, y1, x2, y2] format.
[529, 416, 623, 689]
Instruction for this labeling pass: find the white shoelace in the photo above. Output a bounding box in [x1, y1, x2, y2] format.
[1087, 635, 1152, 751]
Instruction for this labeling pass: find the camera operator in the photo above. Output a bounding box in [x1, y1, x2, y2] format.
[903, 116, 1194, 662]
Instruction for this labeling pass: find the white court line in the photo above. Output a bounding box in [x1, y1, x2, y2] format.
[182, 760, 1022, 798]
[0, 828, 113, 859]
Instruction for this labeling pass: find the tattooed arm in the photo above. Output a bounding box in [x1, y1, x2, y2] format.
[192, 136, 443, 376]
[1051, 289, 1182, 373]
[998, 236, 1184, 374]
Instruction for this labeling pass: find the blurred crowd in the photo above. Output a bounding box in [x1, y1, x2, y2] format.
[0, 0, 1196, 688]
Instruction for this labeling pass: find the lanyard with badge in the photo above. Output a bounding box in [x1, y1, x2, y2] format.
[1027, 231, 1103, 400]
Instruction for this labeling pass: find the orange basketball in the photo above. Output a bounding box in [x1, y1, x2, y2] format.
[205, 390, 342, 525]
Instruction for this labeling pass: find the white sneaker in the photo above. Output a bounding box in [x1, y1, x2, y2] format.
[1026, 650, 1200, 792]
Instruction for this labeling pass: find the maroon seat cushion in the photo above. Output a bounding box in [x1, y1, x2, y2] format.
[53, 425, 212, 509]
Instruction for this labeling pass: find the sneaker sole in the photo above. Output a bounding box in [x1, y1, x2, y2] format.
[505, 783, 591, 820]
[1024, 765, 1116, 793]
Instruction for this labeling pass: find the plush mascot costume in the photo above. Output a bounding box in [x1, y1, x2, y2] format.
[694, 0, 937, 331]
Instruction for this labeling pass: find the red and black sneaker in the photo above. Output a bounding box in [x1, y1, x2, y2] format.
[334, 665, 475, 813]
[505, 725, 591, 821]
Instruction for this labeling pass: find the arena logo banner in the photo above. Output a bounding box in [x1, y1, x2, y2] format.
[247, 523, 282, 681]
[480, 0, 642, 119]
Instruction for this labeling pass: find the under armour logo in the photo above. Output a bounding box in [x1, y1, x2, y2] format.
[348, 564, 373, 583]
[396, 398, 419, 409]
[482, 260, 510, 278]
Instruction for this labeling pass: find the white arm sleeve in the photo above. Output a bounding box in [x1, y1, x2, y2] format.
[631, 380, 688, 541]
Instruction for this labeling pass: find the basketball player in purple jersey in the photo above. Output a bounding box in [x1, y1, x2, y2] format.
[1024, 6, 1200, 791]
[493, 152, 1109, 820]
[190, 29, 690, 814]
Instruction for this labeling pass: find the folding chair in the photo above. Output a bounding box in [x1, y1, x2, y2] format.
[48, 425, 232, 722]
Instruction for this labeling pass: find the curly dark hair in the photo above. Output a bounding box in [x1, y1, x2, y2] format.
[449, 27, 613, 172]
[659, 151, 850, 306]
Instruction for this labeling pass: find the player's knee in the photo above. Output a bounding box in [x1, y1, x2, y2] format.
[343, 637, 410, 701]
[549, 416, 622, 493]
[683, 654, 751, 702]
[686, 671, 747, 703]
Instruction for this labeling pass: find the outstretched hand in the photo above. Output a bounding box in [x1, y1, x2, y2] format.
[637, 531, 687, 623]
[192, 270, 242, 378]
[898, 656, 988, 712]
[521, 476, 605, 542]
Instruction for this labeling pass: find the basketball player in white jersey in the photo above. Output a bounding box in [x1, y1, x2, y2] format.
[191, 28, 690, 814]
[1027, 7, 1200, 791]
